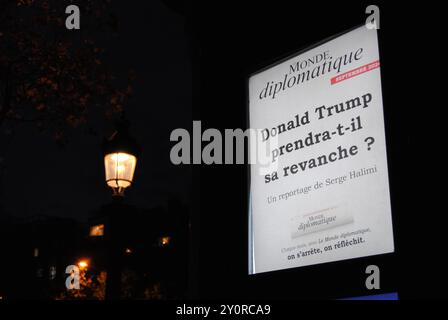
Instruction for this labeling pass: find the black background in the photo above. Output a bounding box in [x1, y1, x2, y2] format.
[188, 1, 446, 299]
[1, 0, 446, 304]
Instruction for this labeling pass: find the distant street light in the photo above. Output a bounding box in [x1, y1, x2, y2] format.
[103, 115, 140, 197]
[78, 259, 89, 269]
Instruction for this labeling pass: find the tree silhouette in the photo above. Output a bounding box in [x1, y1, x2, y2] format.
[0, 0, 134, 145]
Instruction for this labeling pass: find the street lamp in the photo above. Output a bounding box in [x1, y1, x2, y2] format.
[78, 259, 89, 270]
[103, 116, 140, 197]
[102, 115, 140, 299]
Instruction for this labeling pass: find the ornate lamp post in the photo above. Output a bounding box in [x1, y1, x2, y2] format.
[101, 115, 140, 299]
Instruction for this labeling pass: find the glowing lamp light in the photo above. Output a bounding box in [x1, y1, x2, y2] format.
[159, 236, 171, 247]
[78, 260, 89, 269]
[102, 116, 140, 197]
[104, 152, 137, 194]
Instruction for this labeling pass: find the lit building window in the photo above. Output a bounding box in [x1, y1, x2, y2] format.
[159, 236, 171, 247]
[90, 224, 105, 237]
[33, 248, 39, 257]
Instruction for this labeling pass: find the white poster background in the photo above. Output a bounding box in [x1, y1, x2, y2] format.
[248, 26, 394, 274]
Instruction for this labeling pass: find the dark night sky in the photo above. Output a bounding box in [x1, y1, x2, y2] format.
[0, 0, 192, 221]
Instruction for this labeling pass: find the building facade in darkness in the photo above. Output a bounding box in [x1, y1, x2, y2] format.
[0, 199, 189, 300]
